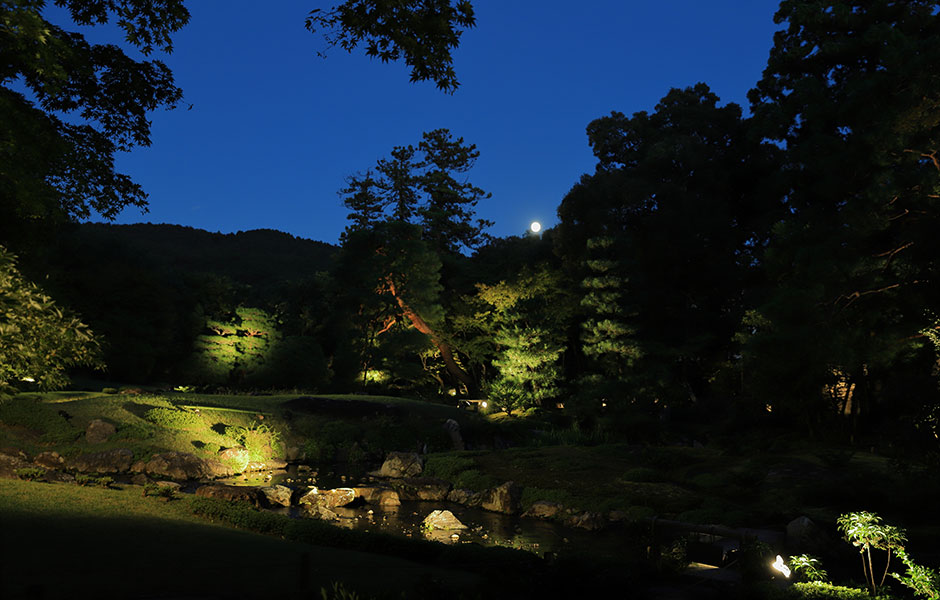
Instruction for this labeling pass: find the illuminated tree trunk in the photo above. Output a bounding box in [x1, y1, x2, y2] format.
[387, 278, 475, 393]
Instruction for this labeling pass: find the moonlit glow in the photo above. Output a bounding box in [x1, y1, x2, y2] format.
[530, 221, 542, 233]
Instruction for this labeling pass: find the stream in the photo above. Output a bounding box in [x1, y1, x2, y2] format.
[214, 465, 642, 561]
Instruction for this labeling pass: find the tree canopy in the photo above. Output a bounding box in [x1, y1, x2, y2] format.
[0, 0, 189, 246]
[306, 0, 476, 93]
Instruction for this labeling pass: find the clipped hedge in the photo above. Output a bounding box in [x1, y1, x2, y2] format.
[756, 582, 871, 600]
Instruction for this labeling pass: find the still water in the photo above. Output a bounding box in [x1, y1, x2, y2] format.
[218, 466, 641, 561]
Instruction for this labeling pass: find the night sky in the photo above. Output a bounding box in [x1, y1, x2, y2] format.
[70, 0, 784, 244]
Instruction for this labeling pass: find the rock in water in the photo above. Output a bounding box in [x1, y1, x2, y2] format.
[194, 484, 263, 507]
[260, 485, 293, 507]
[298, 487, 357, 508]
[374, 452, 424, 478]
[481, 481, 521, 514]
[423, 509, 468, 531]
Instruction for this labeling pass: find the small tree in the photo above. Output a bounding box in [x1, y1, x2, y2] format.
[837, 511, 907, 596]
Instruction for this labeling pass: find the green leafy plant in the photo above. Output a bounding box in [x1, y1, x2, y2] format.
[837, 511, 907, 596]
[320, 581, 366, 600]
[14, 467, 46, 481]
[142, 483, 177, 501]
[789, 554, 829, 583]
[759, 581, 870, 600]
[891, 547, 940, 600]
[75, 474, 112, 487]
[225, 420, 283, 462]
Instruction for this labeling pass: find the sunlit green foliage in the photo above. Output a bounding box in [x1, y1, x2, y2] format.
[892, 547, 940, 600]
[0, 246, 103, 391]
[837, 511, 907, 596]
[472, 267, 571, 413]
[182, 307, 281, 386]
[789, 554, 829, 583]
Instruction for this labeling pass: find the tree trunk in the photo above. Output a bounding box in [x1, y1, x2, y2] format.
[387, 278, 476, 393]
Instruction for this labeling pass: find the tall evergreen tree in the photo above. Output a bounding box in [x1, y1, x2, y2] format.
[557, 84, 777, 406]
[744, 0, 940, 429]
[337, 129, 491, 393]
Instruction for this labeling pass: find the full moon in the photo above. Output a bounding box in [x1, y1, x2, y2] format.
[530, 221, 542, 233]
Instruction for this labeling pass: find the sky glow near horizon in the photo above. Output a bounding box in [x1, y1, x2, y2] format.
[63, 0, 783, 245]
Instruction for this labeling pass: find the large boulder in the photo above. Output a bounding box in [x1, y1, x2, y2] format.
[523, 501, 565, 520]
[246, 459, 288, 472]
[298, 487, 357, 509]
[260, 485, 294, 508]
[33, 451, 65, 469]
[0, 452, 33, 478]
[423, 509, 467, 531]
[218, 447, 250, 471]
[353, 486, 401, 507]
[443, 419, 465, 451]
[481, 481, 521, 514]
[195, 484, 263, 507]
[392, 477, 451, 501]
[565, 511, 606, 531]
[787, 516, 832, 555]
[143, 452, 213, 480]
[69, 448, 134, 474]
[373, 452, 424, 478]
[303, 503, 339, 521]
[85, 419, 116, 444]
[446, 488, 484, 507]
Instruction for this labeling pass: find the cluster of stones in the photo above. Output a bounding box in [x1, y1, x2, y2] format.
[0, 419, 616, 532]
[0, 418, 287, 484]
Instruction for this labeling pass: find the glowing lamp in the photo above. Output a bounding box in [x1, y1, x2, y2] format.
[772, 555, 791, 578]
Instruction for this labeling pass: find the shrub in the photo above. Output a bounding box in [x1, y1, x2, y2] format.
[142, 483, 177, 501]
[14, 467, 46, 481]
[102, 387, 118, 394]
[423, 453, 477, 481]
[75, 474, 111, 487]
[225, 421, 282, 462]
[789, 554, 828, 583]
[757, 581, 870, 600]
[891, 547, 940, 600]
[453, 468, 497, 491]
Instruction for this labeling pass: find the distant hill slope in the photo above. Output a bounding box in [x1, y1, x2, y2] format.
[78, 223, 337, 287]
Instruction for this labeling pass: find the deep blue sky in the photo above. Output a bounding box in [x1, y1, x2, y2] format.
[66, 1, 784, 245]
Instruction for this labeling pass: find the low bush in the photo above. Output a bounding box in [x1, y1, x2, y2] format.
[144, 406, 205, 430]
[225, 421, 282, 462]
[14, 467, 46, 481]
[423, 453, 477, 481]
[755, 582, 870, 600]
[142, 483, 177, 501]
[75, 474, 113, 487]
[520, 486, 574, 510]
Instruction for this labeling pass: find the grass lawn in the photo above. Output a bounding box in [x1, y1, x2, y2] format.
[0, 478, 481, 599]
